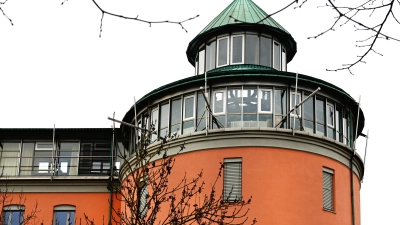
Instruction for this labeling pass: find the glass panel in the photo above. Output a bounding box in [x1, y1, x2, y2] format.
[291, 93, 301, 116]
[218, 38, 228, 66]
[327, 103, 334, 127]
[184, 96, 194, 119]
[273, 42, 281, 70]
[335, 107, 343, 142]
[195, 119, 206, 132]
[36, 143, 53, 149]
[343, 111, 349, 145]
[260, 90, 272, 112]
[282, 48, 287, 71]
[213, 115, 225, 129]
[259, 114, 273, 127]
[227, 89, 242, 114]
[170, 124, 180, 136]
[260, 37, 271, 67]
[170, 99, 181, 126]
[20, 143, 34, 176]
[243, 88, 257, 113]
[159, 128, 168, 139]
[245, 35, 258, 64]
[290, 117, 301, 130]
[206, 41, 216, 71]
[214, 91, 225, 114]
[231, 36, 243, 64]
[183, 120, 194, 134]
[274, 90, 287, 115]
[160, 104, 169, 129]
[4, 211, 24, 225]
[317, 124, 325, 136]
[0, 142, 20, 176]
[58, 142, 79, 176]
[79, 142, 111, 175]
[151, 109, 159, 142]
[328, 127, 334, 139]
[304, 94, 314, 121]
[34, 150, 52, 175]
[316, 99, 325, 124]
[304, 120, 314, 133]
[275, 115, 286, 128]
[227, 115, 241, 128]
[198, 50, 205, 74]
[54, 211, 75, 225]
[197, 93, 206, 118]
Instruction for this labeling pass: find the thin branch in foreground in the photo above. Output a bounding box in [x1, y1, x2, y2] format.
[61, 0, 199, 37]
[0, 0, 13, 25]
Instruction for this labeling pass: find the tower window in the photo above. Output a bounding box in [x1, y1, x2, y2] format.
[322, 167, 334, 211]
[231, 35, 244, 64]
[217, 37, 229, 67]
[223, 158, 242, 202]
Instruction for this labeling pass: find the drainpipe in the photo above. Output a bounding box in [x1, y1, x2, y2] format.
[349, 152, 355, 225]
[108, 113, 116, 225]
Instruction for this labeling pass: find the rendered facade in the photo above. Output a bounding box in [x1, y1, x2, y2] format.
[1, 0, 365, 224]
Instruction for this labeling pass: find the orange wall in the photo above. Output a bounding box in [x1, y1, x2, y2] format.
[144, 147, 361, 225]
[5, 192, 119, 225]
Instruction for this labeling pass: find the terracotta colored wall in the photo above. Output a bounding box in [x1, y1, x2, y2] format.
[4, 192, 119, 225]
[139, 147, 361, 225]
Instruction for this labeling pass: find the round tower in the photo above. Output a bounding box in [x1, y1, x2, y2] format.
[121, 0, 365, 224]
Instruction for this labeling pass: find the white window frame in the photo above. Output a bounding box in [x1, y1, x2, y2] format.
[35, 142, 54, 150]
[258, 89, 273, 113]
[183, 95, 196, 121]
[290, 92, 301, 117]
[53, 205, 76, 225]
[273, 41, 281, 70]
[198, 49, 205, 75]
[223, 158, 242, 202]
[139, 177, 148, 218]
[326, 102, 335, 128]
[213, 90, 226, 115]
[217, 36, 229, 67]
[322, 167, 334, 211]
[3, 205, 25, 225]
[282, 47, 287, 71]
[230, 34, 244, 65]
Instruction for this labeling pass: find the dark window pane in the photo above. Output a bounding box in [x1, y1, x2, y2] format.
[304, 120, 314, 133]
[245, 35, 258, 64]
[317, 124, 325, 136]
[214, 92, 225, 114]
[259, 114, 272, 127]
[304, 94, 314, 121]
[160, 104, 169, 129]
[206, 41, 216, 71]
[218, 38, 228, 66]
[232, 36, 243, 64]
[227, 89, 242, 114]
[184, 97, 194, 119]
[197, 93, 206, 118]
[260, 37, 271, 67]
[260, 90, 271, 112]
[316, 99, 325, 124]
[213, 115, 225, 129]
[243, 88, 257, 113]
[227, 115, 242, 128]
[274, 90, 286, 115]
[273, 42, 281, 70]
[170, 99, 181, 125]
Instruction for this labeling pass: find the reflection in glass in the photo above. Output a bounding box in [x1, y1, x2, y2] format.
[316, 99, 325, 124]
[184, 97, 194, 119]
[228, 115, 241, 128]
[282, 48, 287, 71]
[273, 42, 281, 70]
[170, 99, 181, 136]
[227, 89, 242, 114]
[260, 90, 272, 112]
[304, 120, 314, 133]
[218, 38, 228, 66]
[260, 37, 271, 67]
[151, 109, 159, 142]
[304, 94, 314, 120]
[213, 115, 225, 129]
[214, 92, 225, 114]
[317, 124, 325, 136]
[198, 50, 205, 74]
[259, 114, 273, 127]
[0, 142, 20, 176]
[243, 88, 257, 113]
[206, 41, 216, 71]
[327, 103, 334, 127]
[245, 35, 258, 64]
[58, 142, 79, 176]
[231, 36, 243, 64]
[291, 93, 301, 116]
[183, 120, 194, 134]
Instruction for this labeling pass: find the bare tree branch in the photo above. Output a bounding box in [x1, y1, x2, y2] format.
[0, 0, 13, 25]
[62, 0, 199, 37]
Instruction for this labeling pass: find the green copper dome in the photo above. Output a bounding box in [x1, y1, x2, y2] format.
[187, 0, 297, 66]
[199, 0, 290, 35]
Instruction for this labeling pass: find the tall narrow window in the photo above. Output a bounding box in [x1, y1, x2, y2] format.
[323, 168, 334, 211]
[0, 142, 20, 176]
[227, 88, 242, 128]
[260, 37, 271, 67]
[245, 35, 259, 64]
[327, 103, 335, 139]
[206, 41, 216, 71]
[282, 48, 287, 71]
[159, 103, 170, 139]
[183, 95, 195, 134]
[273, 41, 281, 70]
[151, 108, 159, 142]
[316, 99, 325, 136]
[139, 179, 148, 218]
[213, 90, 226, 128]
[34, 142, 53, 175]
[196, 93, 207, 131]
[54, 205, 75, 225]
[335, 107, 343, 142]
[57, 142, 79, 176]
[20, 143, 34, 176]
[274, 89, 287, 128]
[258, 89, 272, 127]
[231, 35, 244, 64]
[343, 110, 349, 145]
[243, 88, 258, 127]
[3, 205, 24, 225]
[290, 92, 301, 130]
[170, 99, 182, 136]
[79, 142, 111, 175]
[198, 50, 205, 75]
[303, 93, 314, 133]
[217, 37, 229, 67]
[223, 158, 242, 202]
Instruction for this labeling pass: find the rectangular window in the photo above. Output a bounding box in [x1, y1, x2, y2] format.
[0, 142, 20, 176]
[227, 88, 242, 128]
[3, 205, 24, 225]
[273, 41, 281, 70]
[231, 35, 244, 64]
[139, 179, 148, 218]
[34, 142, 53, 175]
[213, 90, 226, 115]
[57, 142, 79, 176]
[335, 107, 343, 142]
[282, 48, 287, 71]
[274, 89, 287, 128]
[198, 50, 205, 75]
[151, 108, 159, 142]
[258, 89, 272, 113]
[159, 103, 170, 139]
[217, 37, 229, 67]
[206, 41, 216, 71]
[224, 158, 242, 202]
[54, 206, 75, 225]
[323, 167, 334, 211]
[316, 99, 325, 136]
[290, 92, 301, 116]
[170, 98, 182, 136]
[245, 35, 259, 64]
[79, 142, 111, 175]
[183, 95, 195, 134]
[243, 88, 258, 128]
[303, 93, 314, 133]
[196, 93, 207, 132]
[260, 36, 271, 67]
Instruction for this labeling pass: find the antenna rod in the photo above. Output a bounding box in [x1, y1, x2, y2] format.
[362, 129, 369, 182]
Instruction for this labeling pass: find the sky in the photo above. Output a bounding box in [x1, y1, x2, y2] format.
[1, 0, 399, 224]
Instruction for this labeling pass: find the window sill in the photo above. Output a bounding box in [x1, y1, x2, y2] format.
[323, 208, 336, 214]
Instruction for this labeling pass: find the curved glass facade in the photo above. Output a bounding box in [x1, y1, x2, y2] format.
[195, 33, 287, 75]
[132, 85, 353, 147]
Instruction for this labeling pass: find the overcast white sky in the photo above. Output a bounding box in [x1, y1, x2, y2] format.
[1, 0, 399, 224]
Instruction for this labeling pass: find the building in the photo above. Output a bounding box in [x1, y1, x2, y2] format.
[1, 0, 365, 224]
